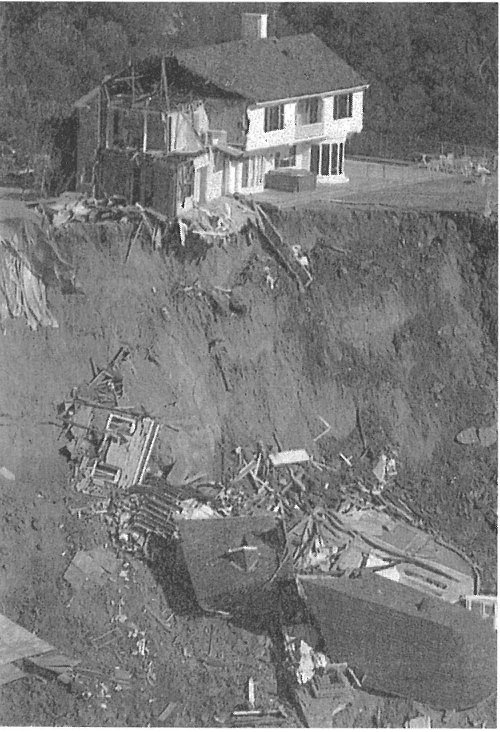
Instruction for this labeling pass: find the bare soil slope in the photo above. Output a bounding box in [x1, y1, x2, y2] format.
[0, 204, 496, 727]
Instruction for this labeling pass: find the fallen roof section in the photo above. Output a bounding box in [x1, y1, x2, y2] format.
[173, 33, 367, 104]
[0, 614, 80, 687]
[298, 573, 497, 710]
[178, 514, 292, 614]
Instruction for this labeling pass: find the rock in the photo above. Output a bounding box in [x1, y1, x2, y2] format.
[0, 467, 15, 481]
[456, 425, 496, 447]
[477, 426, 496, 447]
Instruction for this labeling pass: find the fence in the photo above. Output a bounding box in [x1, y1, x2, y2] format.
[346, 131, 497, 167]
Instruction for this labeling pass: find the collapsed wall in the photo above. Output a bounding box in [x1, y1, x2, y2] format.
[0, 204, 496, 616]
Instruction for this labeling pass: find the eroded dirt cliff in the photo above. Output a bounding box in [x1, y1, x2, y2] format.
[0, 204, 496, 726]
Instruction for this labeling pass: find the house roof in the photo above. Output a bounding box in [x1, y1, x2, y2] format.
[173, 33, 367, 104]
[178, 514, 292, 614]
[298, 574, 497, 710]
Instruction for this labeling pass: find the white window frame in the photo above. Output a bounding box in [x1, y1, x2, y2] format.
[333, 93, 353, 120]
[264, 104, 285, 132]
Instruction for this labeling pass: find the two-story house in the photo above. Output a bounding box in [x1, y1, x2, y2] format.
[74, 13, 367, 215]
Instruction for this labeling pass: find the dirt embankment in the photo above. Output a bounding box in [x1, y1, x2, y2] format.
[0, 204, 496, 726]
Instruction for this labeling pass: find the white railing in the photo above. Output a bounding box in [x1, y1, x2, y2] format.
[294, 122, 324, 140]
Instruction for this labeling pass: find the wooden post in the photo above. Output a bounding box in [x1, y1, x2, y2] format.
[161, 56, 169, 108]
[143, 101, 149, 153]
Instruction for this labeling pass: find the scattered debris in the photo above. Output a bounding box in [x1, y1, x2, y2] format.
[284, 636, 328, 685]
[64, 548, 120, 591]
[60, 347, 160, 496]
[250, 201, 312, 291]
[247, 676, 255, 709]
[463, 594, 497, 628]
[230, 676, 288, 727]
[405, 715, 432, 728]
[158, 701, 178, 722]
[264, 266, 277, 290]
[269, 449, 310, 467]
[313, 416, 331, 443]
[176, 197, 258, 252]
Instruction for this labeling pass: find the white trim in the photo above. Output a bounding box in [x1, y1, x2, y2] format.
[252, 85, 369, 108]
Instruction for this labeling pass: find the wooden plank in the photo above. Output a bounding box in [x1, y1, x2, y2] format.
[0, 615, 54, 665]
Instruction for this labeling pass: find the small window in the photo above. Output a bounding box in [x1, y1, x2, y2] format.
[321, 143, 330, 175]
[331, 143, 338, 175]
[333, 93, 353, 120]
[296, 97, 321, 125]
[310, 144, 320, 174]
[214, 150, 224, 173]
[264, 104, 284, 132]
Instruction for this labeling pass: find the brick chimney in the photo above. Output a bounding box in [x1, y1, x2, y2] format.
[241, 13, 268, 40]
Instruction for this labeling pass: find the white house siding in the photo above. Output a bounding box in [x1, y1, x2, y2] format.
[206, 168, 224, 201]
[193, 90, 364, 202]
[322, 91, 363, 138]
[245, 90, 364, 153]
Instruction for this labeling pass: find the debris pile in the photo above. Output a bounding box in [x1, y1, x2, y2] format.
[282, 634, 354, 727]
[55, 348, 494, 718]
[178, 197, 258, 248]
[96, 436, 479, 606]
[60, 346, 160, 498]
[59, 346, 161, 559]
[0, 219, 60, 331]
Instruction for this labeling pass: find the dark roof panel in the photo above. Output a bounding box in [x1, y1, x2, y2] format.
[178, 515, 292, 614]
[299, 574, 497, 710]
[173, 33, 367, 103]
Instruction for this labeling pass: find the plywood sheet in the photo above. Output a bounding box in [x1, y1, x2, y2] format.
[0, 614, 54, 665]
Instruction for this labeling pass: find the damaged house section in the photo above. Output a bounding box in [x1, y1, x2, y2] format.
[61, 347, 160, 495]
[74, 13, 368, 216]
[145, 444, 496, 715]
[57, 353, 496, 717]
[57, 352, 497, 717]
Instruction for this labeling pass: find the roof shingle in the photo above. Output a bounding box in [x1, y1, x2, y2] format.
[173, 33, 367, 103]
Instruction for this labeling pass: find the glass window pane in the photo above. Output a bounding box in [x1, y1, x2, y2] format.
[321, 144, 330, 175]
[331, 143, 338, 175]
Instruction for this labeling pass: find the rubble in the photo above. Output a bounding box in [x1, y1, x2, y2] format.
[463, 594, 497, 628]
[406, 715, 432, 728]
[178, 197, 258, 249]
[60, 347, 160, 497]
[56, 344, 493, 715]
